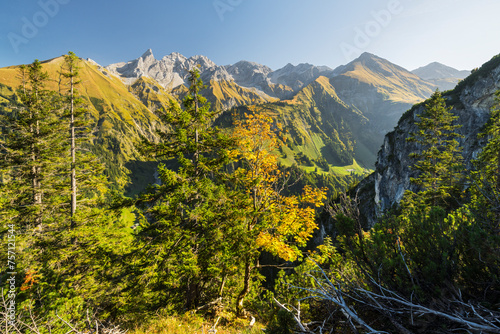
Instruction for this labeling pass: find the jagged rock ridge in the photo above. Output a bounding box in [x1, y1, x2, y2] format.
[106, 49, 337, 100]
[106, 49, 232, 90]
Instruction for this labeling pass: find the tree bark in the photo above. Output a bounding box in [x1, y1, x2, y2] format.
[236, 257, 251, 316]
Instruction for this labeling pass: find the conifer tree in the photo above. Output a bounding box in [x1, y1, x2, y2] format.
[406, 90, 463, 206]
[61, 51, 80, 225]
[0, 60, 66, 228]
[131, 68, 238, 312]
[0, 60, 69, 328]
[476, 90, 500, 199]
[58, 52, 109, 223]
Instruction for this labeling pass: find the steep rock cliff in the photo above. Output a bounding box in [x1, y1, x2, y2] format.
[356, 54, 500, 228]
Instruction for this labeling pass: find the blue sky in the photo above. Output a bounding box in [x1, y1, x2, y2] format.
[1, 0, 499, 71]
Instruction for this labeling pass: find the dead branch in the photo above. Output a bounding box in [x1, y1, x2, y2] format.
[281, 259, 500, 334]
[273, 297, 311, 333]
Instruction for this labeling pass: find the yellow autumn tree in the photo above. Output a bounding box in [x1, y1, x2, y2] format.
[231, 113, 326, 315]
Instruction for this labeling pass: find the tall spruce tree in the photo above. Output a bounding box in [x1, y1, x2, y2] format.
[129, 68, 239, 313]
[60, 51, 80, 226]
[58, 52, 109, 223]
[406, 90, 463, 206]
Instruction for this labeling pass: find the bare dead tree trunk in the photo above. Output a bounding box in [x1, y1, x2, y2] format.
[70, 71, 77, 228]
[32, 89, 42, 227]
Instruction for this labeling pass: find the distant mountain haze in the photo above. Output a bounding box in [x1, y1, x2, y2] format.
[412, 62, 471, 91]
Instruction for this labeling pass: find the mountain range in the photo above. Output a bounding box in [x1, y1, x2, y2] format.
[0, 50, 470, 194]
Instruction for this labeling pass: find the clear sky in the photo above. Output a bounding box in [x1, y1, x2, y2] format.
[1, 0, 499, 71]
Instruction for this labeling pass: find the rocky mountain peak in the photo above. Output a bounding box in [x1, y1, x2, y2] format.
[269, 62, 333, 92]
[106, 50, 228, 89]
[228, 60, 272, 74]
[162, 52, 187, 62]
[343, 52, 412, 77]
[358, 52, 378, 60]
[225, 60, 272, 85]
[189, 55, 216, 68]
[141, 48, 155, 60]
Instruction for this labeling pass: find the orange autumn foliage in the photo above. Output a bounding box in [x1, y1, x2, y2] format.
[232, 113, 326, 262]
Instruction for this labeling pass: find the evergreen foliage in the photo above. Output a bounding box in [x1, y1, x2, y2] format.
[125, 68, 241, 315]
[406, 89, 464, 206]
[1, 55, 116, 332]
[0, 60, 67, 228]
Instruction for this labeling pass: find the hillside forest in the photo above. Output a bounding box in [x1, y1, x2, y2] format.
[0, 53, 499, 333]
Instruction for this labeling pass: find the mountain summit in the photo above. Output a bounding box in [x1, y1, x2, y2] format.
[106, 50, 231, 89]
[412, 62, 471, 91]
[329, 52, 436, 135]
[104, 50, 438, 167]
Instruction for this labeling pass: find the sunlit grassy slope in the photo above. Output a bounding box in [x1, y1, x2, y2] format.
[208, 80, 279, 110]
[223, 75, 377, 180]
[0, 57, 163, 190]
[335, 54, 436, 105]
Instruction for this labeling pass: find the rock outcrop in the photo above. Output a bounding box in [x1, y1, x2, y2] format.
[106, 49, 233, 90]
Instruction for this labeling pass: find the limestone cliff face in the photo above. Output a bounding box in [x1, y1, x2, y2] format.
[356, 55, 500, 228]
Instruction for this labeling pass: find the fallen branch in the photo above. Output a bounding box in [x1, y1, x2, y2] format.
[357, 278, 500, 333]
[273, 297, 310, 333]
[284, 260, 500, 333]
